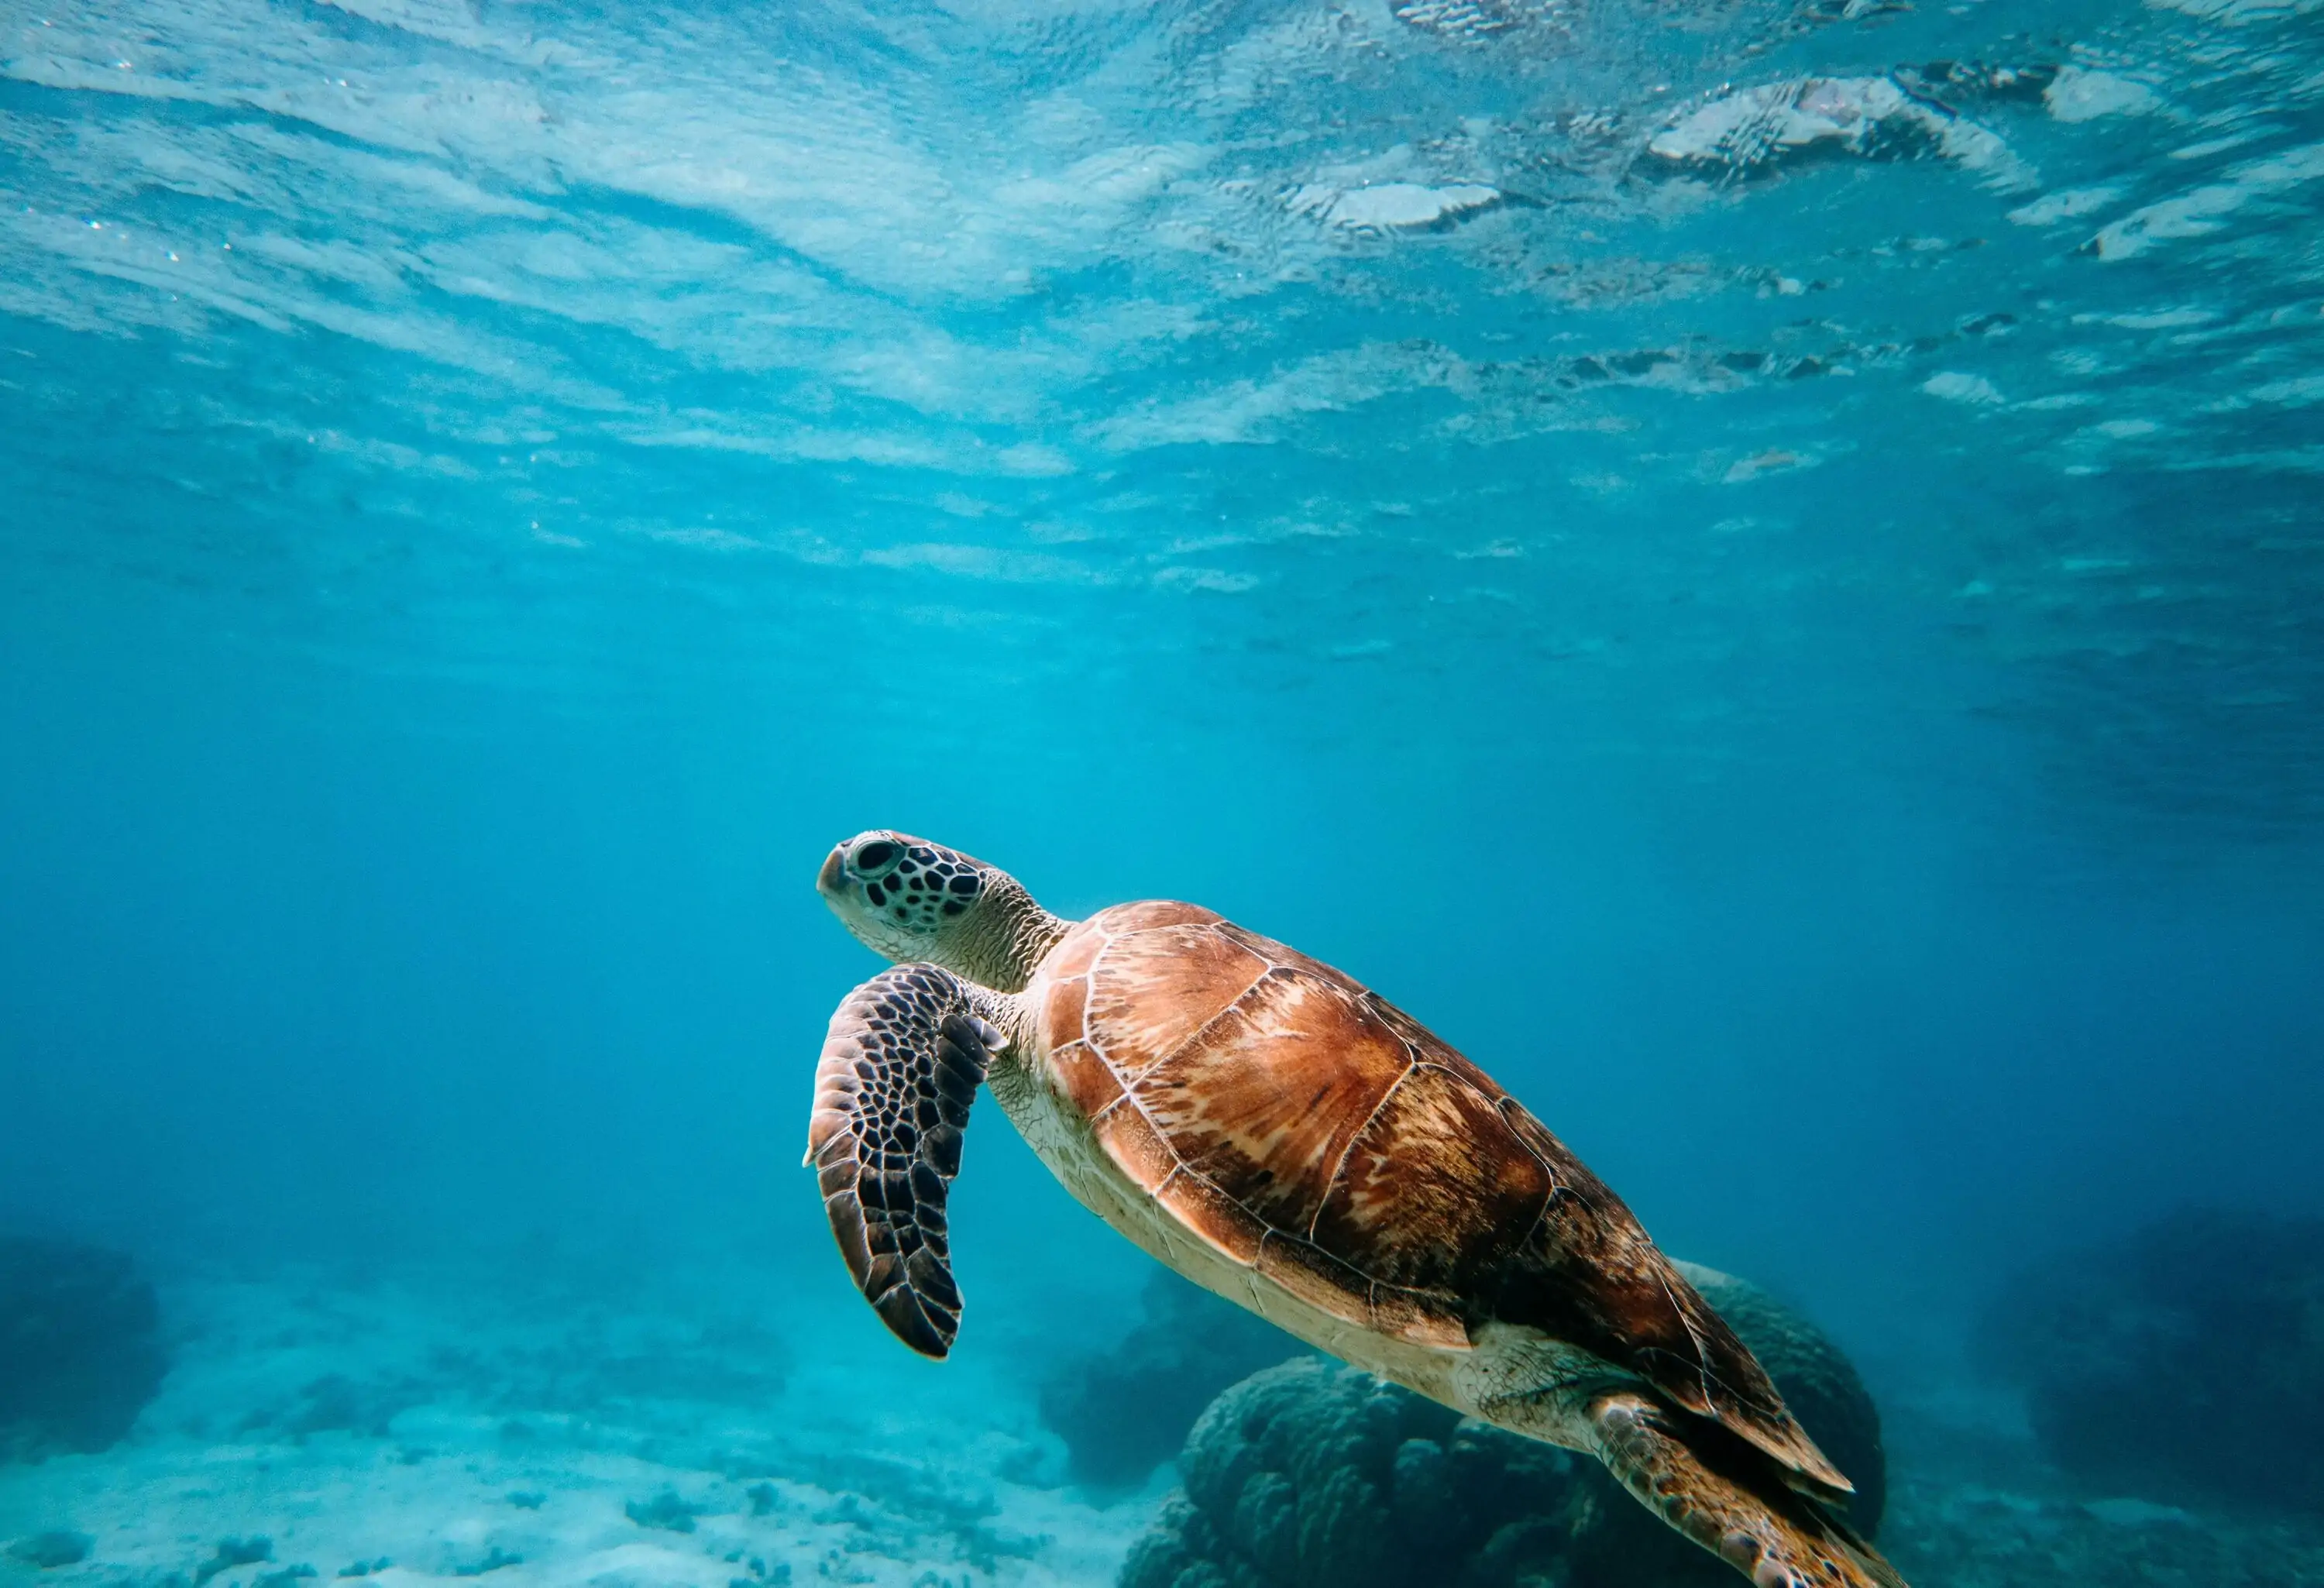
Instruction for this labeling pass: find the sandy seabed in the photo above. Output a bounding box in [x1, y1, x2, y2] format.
[0, 1262, 1150, 1588]
[7, 1260, 2324, 1588]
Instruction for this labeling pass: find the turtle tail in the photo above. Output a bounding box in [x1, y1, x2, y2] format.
[1587, 1389, 1909, 1588]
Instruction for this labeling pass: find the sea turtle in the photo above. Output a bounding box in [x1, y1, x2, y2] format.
[806, 833, 1906, 1588]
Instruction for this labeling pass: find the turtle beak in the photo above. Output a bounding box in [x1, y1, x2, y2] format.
[816, 845, 847, 898]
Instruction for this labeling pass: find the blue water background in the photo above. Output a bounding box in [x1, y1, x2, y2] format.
[4, 0, 2323, 1403]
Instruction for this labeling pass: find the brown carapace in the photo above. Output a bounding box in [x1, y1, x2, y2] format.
[808, 833, 1907, 1588]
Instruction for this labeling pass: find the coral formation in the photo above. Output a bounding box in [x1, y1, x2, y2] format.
[0, 1236, 169, 1460]
[625, 1491, 705, 1532]
[1120, 1266, 1883, 1588]
[1038, 1271, 1305, 1487]
[6, 1531, 93, 1569]
[1978, 1208, 2324, 1514]
[194, 1537, 275, 1586]
[1120, 1357, 1569, 1588]
[1881, 1478, 2324, 1586]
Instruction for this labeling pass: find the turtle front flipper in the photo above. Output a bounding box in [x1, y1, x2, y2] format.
[1587, 1390, 1907, 1588]
[806, 964, 1006, 1359]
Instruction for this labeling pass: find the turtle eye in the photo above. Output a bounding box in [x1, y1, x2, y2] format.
[851, 839, 902, 875]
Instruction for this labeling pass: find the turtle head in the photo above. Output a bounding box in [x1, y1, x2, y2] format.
[817, 830, 1066, 992]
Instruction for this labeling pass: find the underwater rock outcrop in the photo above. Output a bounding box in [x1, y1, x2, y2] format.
[1119, 1265, 1883, 1588]
[1978, 1208, 2324, 1514]
[0, 1236, 169, 1460]
[7, 1531, 93, 1569]
[1039, 1270, 1306, 1488]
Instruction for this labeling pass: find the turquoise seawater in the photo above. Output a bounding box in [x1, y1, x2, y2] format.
[3, 2, 2323, 1585]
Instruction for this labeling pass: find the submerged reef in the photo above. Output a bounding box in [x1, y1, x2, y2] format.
[1978, 1207, 2324, 1514]
[1039, 1270, 1305, 1488]
[1120, 1265, 1882, 1588]
[7, 1531, 93, 1569]
[194, 1537, 276, 1586]
[0, 1236, 168, 1460]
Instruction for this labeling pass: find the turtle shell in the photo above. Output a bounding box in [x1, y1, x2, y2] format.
[1030, 899, 1848, 1496]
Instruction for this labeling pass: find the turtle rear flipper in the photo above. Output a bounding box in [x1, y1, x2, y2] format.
[806, 964, 1005, 1359]
[1590, 1390, 1906, 1588]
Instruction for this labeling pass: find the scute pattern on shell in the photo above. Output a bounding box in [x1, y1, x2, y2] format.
[1034, 903, 1850, 1496]
[806, 963, 999, 1359]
